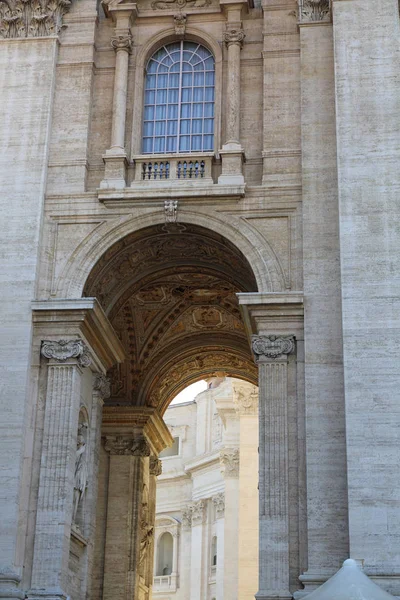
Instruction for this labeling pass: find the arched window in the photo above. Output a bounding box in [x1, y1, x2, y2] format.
[143, 41, 215, 154]
[157, 532, 174, 576]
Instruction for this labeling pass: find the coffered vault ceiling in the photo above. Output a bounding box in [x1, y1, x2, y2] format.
[84, 224, 258, 413]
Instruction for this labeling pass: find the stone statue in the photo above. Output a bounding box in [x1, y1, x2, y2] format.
[72, 422, 88, 526]
[139, 525, 154, 566]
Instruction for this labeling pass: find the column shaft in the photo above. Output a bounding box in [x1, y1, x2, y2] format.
[111, 48, 130, 151]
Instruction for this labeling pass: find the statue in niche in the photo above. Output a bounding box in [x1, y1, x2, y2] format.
[72, 421, 89, 527]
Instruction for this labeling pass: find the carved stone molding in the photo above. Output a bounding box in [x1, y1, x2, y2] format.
[151, 0, 211, 10]
[103, 435, 151, 456]
[223, 26, 245, 48]
[165, 200, 178, 223]
[212, 492, 225, 518]
[41, 339, 91, 368]
[252, 335, 295, 361]
[111, 32, 132, 52]
[0, 0, 74, 39]
[174, 12, 186, 36]
[150, 456, 162, 476]
[233, 385, 258, 415]
[190, 499, 206, 526]
[93, 374, 111, 400]
[298, 0, 330, 22]
[220, 448, 239, 478]
[181, 505, 192, 529]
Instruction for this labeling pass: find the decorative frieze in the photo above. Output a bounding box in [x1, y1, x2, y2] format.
[174, 12, 186, 36]
[111, 33, 132, 52]
[252, 335, 295, 361]
[220, 448, 239, 478]
[212, 493, 225, 518]
[223, 26, 245, 48]
[151, 0, 211, 10]
[93, 374, 111, 400]
[150, 456, 162, 476]
[41, 339, 91, 367]
[0, 0, 74, 39]
[103, 435, 151, 456]
[190, 499, 206, 526]
[298, 0, 331, 22]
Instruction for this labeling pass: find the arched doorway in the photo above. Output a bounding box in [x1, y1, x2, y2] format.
[85, 223, 260, 600]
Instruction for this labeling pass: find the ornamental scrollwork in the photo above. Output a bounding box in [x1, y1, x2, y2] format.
[251, 335, 295, 361]
[223, 27, 245, 48]
[103, 435, 151, 456]
[41, 339, 91, 368]
[111, 32, 132, 52]
[298, 0, 330, 22]
[0, 0, 73, 38]
[150, 456, 162, 476]
[93, 374, 111, 400]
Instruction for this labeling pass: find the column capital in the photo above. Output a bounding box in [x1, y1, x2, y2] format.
[93, 373, 111, 401]
[41, 339, 91, 368]
[252, 335, 295, 362]
[190, 499, 207, 526]
[220, 447, 239, 478]
[149, 456, 162, 476]
[103, 435, 151, 456]
[223, 25, 245, 47]
[298, 0, 331, 23]
[212, 492, 225, 518]
[182, 505, 193, 529]
[111, 32, 133, 52]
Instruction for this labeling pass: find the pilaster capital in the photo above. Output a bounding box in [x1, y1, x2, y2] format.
[41, 339, 91, 368]
[0, 0, 75, 39]
[103, 435, 151, 456]
[181, 505, 192, 529]
[298, 0, 331, 23]
[252, 335, 295, 362]
[93, 374, 111, 400]
[212, 492, 225, 518]
[149, 456, 162, 476]
[111, 32, 133, 52]
[220, 447, 239, 478]
[233, 384, 258, 415]
[190, 499, 206, 526]
[223, 25, 245, 47]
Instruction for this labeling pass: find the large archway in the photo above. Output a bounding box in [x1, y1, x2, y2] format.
[83, 223, 258, 414]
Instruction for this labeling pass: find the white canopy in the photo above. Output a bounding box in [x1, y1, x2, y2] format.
[305, 560, 395, 600]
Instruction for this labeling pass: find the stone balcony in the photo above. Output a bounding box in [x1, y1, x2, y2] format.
[153, 574, 179, 593]
[98, 151, 245, 205]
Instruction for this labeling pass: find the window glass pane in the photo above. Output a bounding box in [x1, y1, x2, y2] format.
[179, 135, 190, 152]
[180, 119, 190, 134]
[156, 89, 167, 104]
[168, 104, 178, 119]
[183, 51, 193, 62]
[143, 138, 152, 153]
[204, 118, 213, 134]
[181, 88, 192, 102]
[146, 74, 156, 88]
[181, 103, 191, 118]
[167, 121, 178, 135]
[182, 62, 192, 72]
[171, 62, 180, 72]
[182, 73, 192, 87]
[166, 136, 177, 152]
[193, 119, 203, 134]
[192, 135, 202, 151]
[193, 87, 204, 102]
[205, 57, 214, 70]
[157, 74, 168, 88]
[169, 73, 179, 88]
[147, 60, 157, 73]
[205, 71, 215, 85]
[205, 87, 215, 102]
[154, 137, 165, 153]
[143, 122, 154, 136]
[193, 103, 203, 118]
[155, 105, 166, 119]
[193, 72, 204, 87]
[145, 90, 155, 104]
[155, 121, 166, 136]
[204, 103, 214, 117]
[144, 106, 155, 120]
[203, 134, 213, 150]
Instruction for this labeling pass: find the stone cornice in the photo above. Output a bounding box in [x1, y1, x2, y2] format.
[0, 0, 75, 38]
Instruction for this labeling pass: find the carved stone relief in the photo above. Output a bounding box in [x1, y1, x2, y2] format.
[173, 12, 186, 36]
[103, 435, 151, 456]
[150, 456, 162, 476]
[190, 499, 206, 526]
[220, 448, 239, 478]
[212, 493, 225, 519]
[0, 0, 74, 38]
[41, 339, 91, 368]
[151, 0, 211, 9]
[252, 335, 295, 361]
[181, 505, 192, 529]
[72, 413, 89, 528]
[298, 0, 330, 22]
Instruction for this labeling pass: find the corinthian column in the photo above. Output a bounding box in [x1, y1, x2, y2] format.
[101, 4, 137, 190]
[252, 335, 295, 600]
[218, 2, 246, 186]
[29, 340, 92, 600]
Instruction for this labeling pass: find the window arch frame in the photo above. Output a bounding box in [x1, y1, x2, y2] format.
[131, 29, 222, 158]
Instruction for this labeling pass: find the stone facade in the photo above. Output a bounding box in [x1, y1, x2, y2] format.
[1, 1, 400, 600]
[153, 378, 258, 600]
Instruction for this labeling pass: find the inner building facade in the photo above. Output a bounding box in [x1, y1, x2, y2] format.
[1, 1, 400, 600]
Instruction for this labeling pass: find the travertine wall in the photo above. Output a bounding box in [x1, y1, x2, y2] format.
[0, 37, 57, 583]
